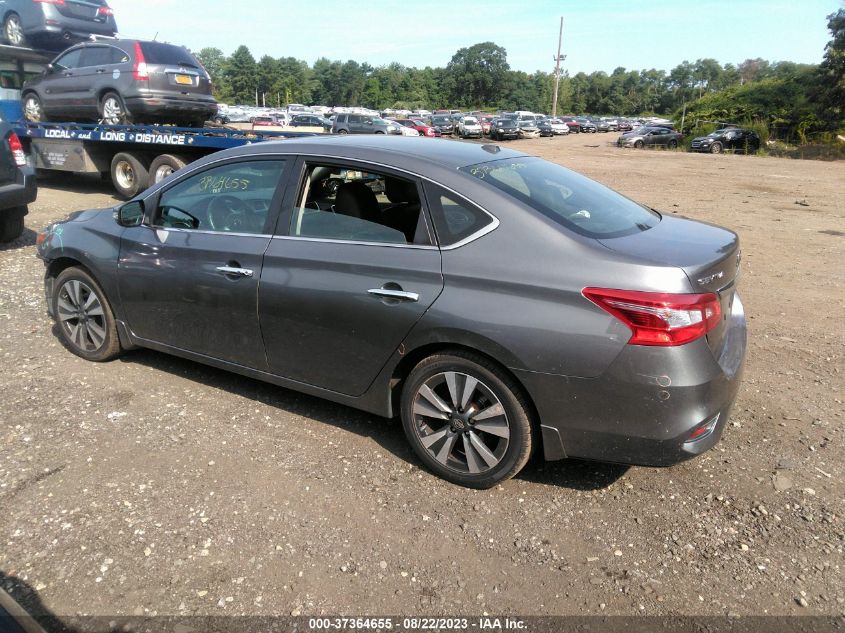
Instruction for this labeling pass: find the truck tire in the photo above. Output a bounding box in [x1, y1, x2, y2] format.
[110, 152, 150, 199]
[0, 210, 25, 242]
[149, 153, 188, 184]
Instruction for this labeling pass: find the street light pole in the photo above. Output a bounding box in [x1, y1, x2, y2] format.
[551, 17, 565, 117]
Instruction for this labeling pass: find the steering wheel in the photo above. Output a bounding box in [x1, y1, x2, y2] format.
[208, 195, 250, 232]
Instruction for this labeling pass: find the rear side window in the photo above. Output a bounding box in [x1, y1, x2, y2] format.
[460, 156, 659, 239]
[139, 42, 198, 67]
[424, 183, 494, 246]
[78, 46, 111, 68]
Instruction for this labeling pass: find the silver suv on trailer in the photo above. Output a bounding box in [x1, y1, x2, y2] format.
[21, 39, 217, 127]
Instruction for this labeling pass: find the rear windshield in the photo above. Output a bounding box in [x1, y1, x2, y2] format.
[139, 42, 198, 67]
[460, 157, 660, 239]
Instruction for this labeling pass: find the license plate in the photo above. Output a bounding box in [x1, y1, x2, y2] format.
[175, 75, 193, 85]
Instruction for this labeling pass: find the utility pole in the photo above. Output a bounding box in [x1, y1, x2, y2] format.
[551, 17, 565, 117]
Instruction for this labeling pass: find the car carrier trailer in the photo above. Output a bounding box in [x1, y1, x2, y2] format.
[1, 43, 314, 199]
[15, 121, 313, 197]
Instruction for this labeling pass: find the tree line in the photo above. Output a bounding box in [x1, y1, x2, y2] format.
[196, 10, 844, 142]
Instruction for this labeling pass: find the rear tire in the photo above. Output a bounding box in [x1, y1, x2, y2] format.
[100, 91, 132, 125]
[149, 153, 188, 184]
[400, 350, 534, 489]
[3, 13, 25, 47]
[53, 267, 122, 362]
[0, 211, 25, 242]
[110, 152, 150, 199]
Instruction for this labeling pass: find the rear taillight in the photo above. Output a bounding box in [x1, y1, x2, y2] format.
[97, 5, 113, 15]
[7, 133, 27, 167]
[582, 287, 721, 346]
[132, 41, 148, 81]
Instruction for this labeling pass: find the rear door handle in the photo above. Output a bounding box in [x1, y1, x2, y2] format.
[368, 288, 419, 302]
[216, 265, 253, 278]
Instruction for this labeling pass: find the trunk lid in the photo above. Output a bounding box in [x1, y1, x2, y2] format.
[140, 42, 211, 97]
[56, 0, 108, 22]
[598, 215, 741, 355]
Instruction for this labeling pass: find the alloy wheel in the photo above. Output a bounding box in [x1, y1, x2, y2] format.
[57, 279, 107, 352]
[411, 371, 510, 475]
[23, 95, 42, 122]
[5, 15, 24, 46]
[102, 97, 124, 124]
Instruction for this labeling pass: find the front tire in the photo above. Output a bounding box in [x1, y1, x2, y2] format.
[710, 141, 723, 154]
[400, 351, 534, 489]
[22, 92, 43, 122]
[53, 267, 122, 362]
[667, 139, 678, 149]
[633, 140, 644, 149]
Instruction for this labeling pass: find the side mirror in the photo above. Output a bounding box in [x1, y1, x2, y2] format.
[45, 63, 54, 74]
[115, 200, 144, 227]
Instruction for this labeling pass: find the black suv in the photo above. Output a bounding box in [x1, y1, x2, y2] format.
[489, 118, 519, 140]
[2, 0, 117, 50]
[0, 115, 37, 242]
[690, 128, 761, 154]
[21, 39, 217, 127]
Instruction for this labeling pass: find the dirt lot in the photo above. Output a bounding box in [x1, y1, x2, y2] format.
[1, 135, 843, 623]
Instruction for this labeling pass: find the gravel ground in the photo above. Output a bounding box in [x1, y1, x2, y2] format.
[0, 136, 843, 622]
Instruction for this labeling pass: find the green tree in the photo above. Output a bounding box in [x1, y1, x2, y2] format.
[446, 42, 510, 107]
[195, 47, 229, 100]
[223, 46, 257, 104]
[814, 9, 845, 128]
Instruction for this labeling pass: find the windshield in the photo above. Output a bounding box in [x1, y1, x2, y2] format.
[460, 157, 660, 239]
[432, 116, 449, 123]
[464, 117, 478, 124]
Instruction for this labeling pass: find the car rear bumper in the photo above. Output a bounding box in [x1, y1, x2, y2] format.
[124, 96, 218, 119]
[0, 165, 37, 211]
[518, 294, 747, 466]
[31, 9, 117, 41]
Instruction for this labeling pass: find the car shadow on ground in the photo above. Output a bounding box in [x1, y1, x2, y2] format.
[0, 227, 37, 251]
[0, 571, 75, 633]
[117, 348, 627, 492]
[35, 172, 121, 199]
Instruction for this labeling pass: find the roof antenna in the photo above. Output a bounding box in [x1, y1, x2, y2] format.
[152, 32, 158, 41]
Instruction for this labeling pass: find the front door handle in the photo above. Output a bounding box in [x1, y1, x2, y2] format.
[216, 265, 253, 278]
[368, 288, 419, 302]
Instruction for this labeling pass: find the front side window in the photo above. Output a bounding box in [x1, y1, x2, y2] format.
[153, 160, 286, 234]
[461, 157, 659, 239]
[53, 49, 82, 70]
[290, 165, 431, 245]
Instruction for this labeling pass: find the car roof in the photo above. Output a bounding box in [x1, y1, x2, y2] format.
[228, 135, 528, 170]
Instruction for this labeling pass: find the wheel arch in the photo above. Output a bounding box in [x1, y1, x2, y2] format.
[387, 340, 543, 458]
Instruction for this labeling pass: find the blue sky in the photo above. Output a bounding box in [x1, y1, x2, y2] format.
[110, 0, 839, 73]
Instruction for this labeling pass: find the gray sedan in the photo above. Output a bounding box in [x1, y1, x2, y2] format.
[36, 136, 746, 489]
[618, 126, 684, 149]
